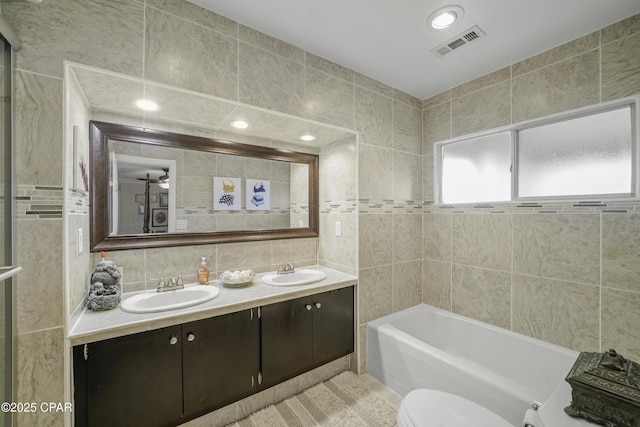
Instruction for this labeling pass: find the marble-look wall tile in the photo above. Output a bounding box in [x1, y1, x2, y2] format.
[182, 176, 213, 208]
[217, 241, 272, 273]
[359, 214, 393, 269]
[452, 80, 511, 136]
[16, 328, 64, 427]
[359, 266, 393, 323]
[4, 0, 144, 79]
[423, 259, 451, 310]
[451, 213, 511, 271]
[422, 154, 434, 203]
[394, 90, 421, 110]
[145, 7, 238, 100]
[422, 101, 451, 152]
[358, 144, 393, 201]
[422, 91, 450, 110]
[305, 53, 354, 83]
[601, 13, 640, 44]
[601, 31, 640, 101]
[146, 244, 217, 283]
[148, 0, 238, 37]
[393, 214, 422, 263]
[354, 73, 394, 98]
[320, 140, 356, 201]
[392, 101, 422, 155]
[512, 214, 599, 285]
[602, 288, 640, 361]
[304, 68, 355, 128]
[318, 213, 357, 271]
[239, 43, 304, 116]
[512, 274, 599, 352]
[452, 66, 511, 99]
[423, 213, 451, 262]
[393, 260, 422, 312]
[271, 238, 318, 267]
[602, 212, 640, 293]
[512, 50, 600, 122]
[512, 33, 599, 77]
[392, 151, 422, 202]
[16, 220, 63, 334]
[239, 25, 304, 62]
[15, 72, 62, 186]
[452, 265, 511, 329]
[355, 87, 392, 148]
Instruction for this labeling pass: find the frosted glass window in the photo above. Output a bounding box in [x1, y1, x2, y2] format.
[517, 106, 633, 198]
[440, 131, 511, 204]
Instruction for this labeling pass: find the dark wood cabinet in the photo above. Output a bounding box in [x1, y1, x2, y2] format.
[73, 325, 183, 427]
[73, 309, 259, 427]
[73, 286, 354, 427]
[261, 287, 354, 387]
[182, 309, 260, 416]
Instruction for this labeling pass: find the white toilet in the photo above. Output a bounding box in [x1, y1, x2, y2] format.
[397, 389, 513, 427]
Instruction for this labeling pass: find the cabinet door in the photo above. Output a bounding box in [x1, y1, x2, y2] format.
[312, 287, 354, 365]
[261, 297, 313, 387]
[182, 308, 260, 417]
[83, 325, 183, 427]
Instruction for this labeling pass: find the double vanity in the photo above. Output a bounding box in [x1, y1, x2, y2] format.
[70, 266, 356, 427]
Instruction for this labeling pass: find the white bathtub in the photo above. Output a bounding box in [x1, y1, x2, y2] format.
[367, 304, 588, 426]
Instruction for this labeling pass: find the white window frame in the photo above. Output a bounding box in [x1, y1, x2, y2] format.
[434, 95, 640, 206]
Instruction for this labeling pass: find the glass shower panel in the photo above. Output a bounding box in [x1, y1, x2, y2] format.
[518, 106, 633, 198]
[0, 35, 12, 427]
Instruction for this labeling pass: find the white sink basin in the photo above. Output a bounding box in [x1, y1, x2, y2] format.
[262, 269, 326, 286]
[120, 285, 220, 314]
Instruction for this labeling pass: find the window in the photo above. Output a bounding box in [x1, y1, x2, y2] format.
[440, 131, 511, 204]
[435, 96, 639, 205]
[517, 106, 633, 199]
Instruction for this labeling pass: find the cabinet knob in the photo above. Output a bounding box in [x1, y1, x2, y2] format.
[169, 335, 178, 345]
[305, 304, 312, 311]
[315, 302, 322, 309]
[187, 333, 195, 342]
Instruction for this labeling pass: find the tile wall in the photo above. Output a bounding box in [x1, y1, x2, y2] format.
[422, 14, 640, 361]
[4, 0, 413, 425]
[4, 0, 639, 425]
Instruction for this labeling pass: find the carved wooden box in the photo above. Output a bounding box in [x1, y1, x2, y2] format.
[565, 349, 640, 427]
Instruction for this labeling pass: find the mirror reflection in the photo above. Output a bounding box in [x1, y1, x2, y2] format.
[90, 121, 319, 252]
[109, 140, 309, 236]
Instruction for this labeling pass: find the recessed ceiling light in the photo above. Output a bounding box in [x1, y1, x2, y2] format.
[299, 134, 316, 142]
[135, 99, 159, 111]
[230, 120, 250, 129]
[428, 5, 464, 30]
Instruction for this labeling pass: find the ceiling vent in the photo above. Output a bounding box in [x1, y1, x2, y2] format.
[431, 25, 487, 57]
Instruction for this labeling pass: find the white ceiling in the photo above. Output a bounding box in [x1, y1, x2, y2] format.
[187, 0, 640, 100]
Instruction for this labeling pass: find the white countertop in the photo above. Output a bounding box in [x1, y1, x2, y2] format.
[69, 265, 357, 345]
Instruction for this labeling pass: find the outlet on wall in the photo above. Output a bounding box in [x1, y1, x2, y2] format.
[335, 221, 342, 237]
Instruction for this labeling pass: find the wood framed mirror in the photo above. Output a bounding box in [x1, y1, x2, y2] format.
[89, 121, 319, 251]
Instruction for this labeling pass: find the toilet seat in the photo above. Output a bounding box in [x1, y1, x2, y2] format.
[398, 389, 513, 427]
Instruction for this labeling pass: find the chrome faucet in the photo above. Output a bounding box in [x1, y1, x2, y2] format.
[157, 275, 185, 292]
[277, 262, 295, 275]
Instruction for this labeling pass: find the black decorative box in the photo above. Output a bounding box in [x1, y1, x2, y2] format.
[565, 349, 640, 427]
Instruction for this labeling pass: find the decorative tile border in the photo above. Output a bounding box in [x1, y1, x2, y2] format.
[68, 188, 90, 215]
[423, 200, 640, 215]
[321, 199, 357, 214]
[17, 185, 64, 219]
[357, 199, 422, 214]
